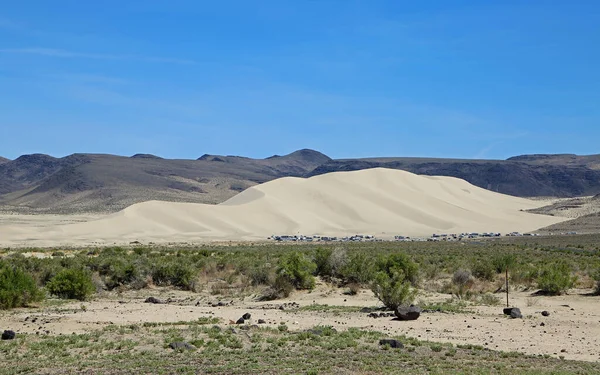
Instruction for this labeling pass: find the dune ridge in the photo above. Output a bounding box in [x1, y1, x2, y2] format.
[0, 168, 566, 246]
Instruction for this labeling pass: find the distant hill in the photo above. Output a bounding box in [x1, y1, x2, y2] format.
[0, 157, 9, 164]
[0, 149, 330, 213]
[1, 149, 600, 213]
[308, 155, 600, 197]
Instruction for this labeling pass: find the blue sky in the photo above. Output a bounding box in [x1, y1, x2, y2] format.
[1, 1, 598, 160]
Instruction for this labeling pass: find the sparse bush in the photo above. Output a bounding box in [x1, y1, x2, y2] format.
[594, 268, 600, 295]
[478, 293, 501, 306]
[313, 247, 333, 278]
[0, 265, 44, 309]
[471, 261, 495, 281]
[341, 252, 375, 286]
[46, 269, 95, 301]
[261, 274, 295, 300]
[248, 265, 272, 286]
[346, 282, 361, 295]
[329, 247, 349, 277]
[452, 269, 473, 299]
[151, 262, 197, 290]
[492, 254, 516, 274]
[371, 269, 416, 311]
[537, 261, 576, 295]
[98, 257, 146, 290]
[378, 253, 419, 285]
[510, 263, 539, 287]
[276, 252, 316, 290]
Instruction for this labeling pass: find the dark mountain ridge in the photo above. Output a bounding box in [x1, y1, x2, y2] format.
[1, 149, 599, 213]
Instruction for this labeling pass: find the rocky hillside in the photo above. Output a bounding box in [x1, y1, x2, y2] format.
[0, 149, 330, 213]
[308, 156, 600, 197]
[1, 150, 600, 213]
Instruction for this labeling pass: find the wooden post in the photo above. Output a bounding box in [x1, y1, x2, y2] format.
[505, 267, 509, 307]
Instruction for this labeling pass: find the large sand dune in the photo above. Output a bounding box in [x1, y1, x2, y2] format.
[0, 168, 566, 246]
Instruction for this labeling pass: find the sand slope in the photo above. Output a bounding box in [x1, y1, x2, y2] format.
[0, 168, 566, 246]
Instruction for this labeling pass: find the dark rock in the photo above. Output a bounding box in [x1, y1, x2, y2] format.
[541, 310, 550, 317]
[1, 330, 16, 340]
[395, 305, 422, 321]
[540, 322, 545, 327]
[368, 312, 379, 318]
[144, 297, 164, 304]
[503, 307, 522, 318]
[169, 342, 195, 350]
[236, 317, 245, 325]
[511, 308, 522, 319]
[242, 313, 251, 320]
[379, 339, 404, 349]
[258, 319, 266, 324]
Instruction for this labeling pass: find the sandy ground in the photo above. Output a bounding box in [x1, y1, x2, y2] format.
[1, 283, 598, 362]
[0, 168, 566, 247]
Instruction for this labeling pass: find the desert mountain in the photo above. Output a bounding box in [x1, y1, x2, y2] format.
[0, 156, 9, 164]
[309, 155, 600, 197]
[0, 149, 329, 213]
[1, 149, 600, 214]
[0, 168, 566, 247]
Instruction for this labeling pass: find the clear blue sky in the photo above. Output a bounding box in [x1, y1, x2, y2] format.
[1, 1, 598, 160]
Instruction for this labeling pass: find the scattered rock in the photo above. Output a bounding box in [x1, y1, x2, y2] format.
[145, 297, 164, 304]
[1, 330, 16, 340]
[541, 311, 550, 317]
[503, 307, 522, 319]
[379, 339, 404, 349]
[169, 342, 195, 350]
[242, 313, 251, 320]
[257, 319, 266, 324]
[236, 317, 245, 325]
[395, 305, 422, 321]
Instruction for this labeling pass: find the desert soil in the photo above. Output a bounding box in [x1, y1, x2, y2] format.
[2, 282, 599, 363]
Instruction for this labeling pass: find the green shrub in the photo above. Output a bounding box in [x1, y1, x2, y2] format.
[151, 262, 197, 290]
[510, 263, 539, 286]
[99, 258, 140, 290]
[313, 247, 333, 278]
[471, 260, 495, 281]
[537, 261, 576, 295]
[248, 265, 272, 286]
[329, 247, 349, 278]
[276, 252, 316, 290]
[46, 269, 95, 301]
[377, 253, 419, 285]
[371, 269, 416, 311]
[492, 254, 516, 274]
[340, 252, 375, 285]
[0, 265, 44, 309]
[452, 269, 473, 299]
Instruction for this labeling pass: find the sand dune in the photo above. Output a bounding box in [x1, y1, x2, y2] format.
[0, 168, 566, 246]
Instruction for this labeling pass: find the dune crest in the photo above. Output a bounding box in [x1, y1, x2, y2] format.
[0, 168, 566, 246]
